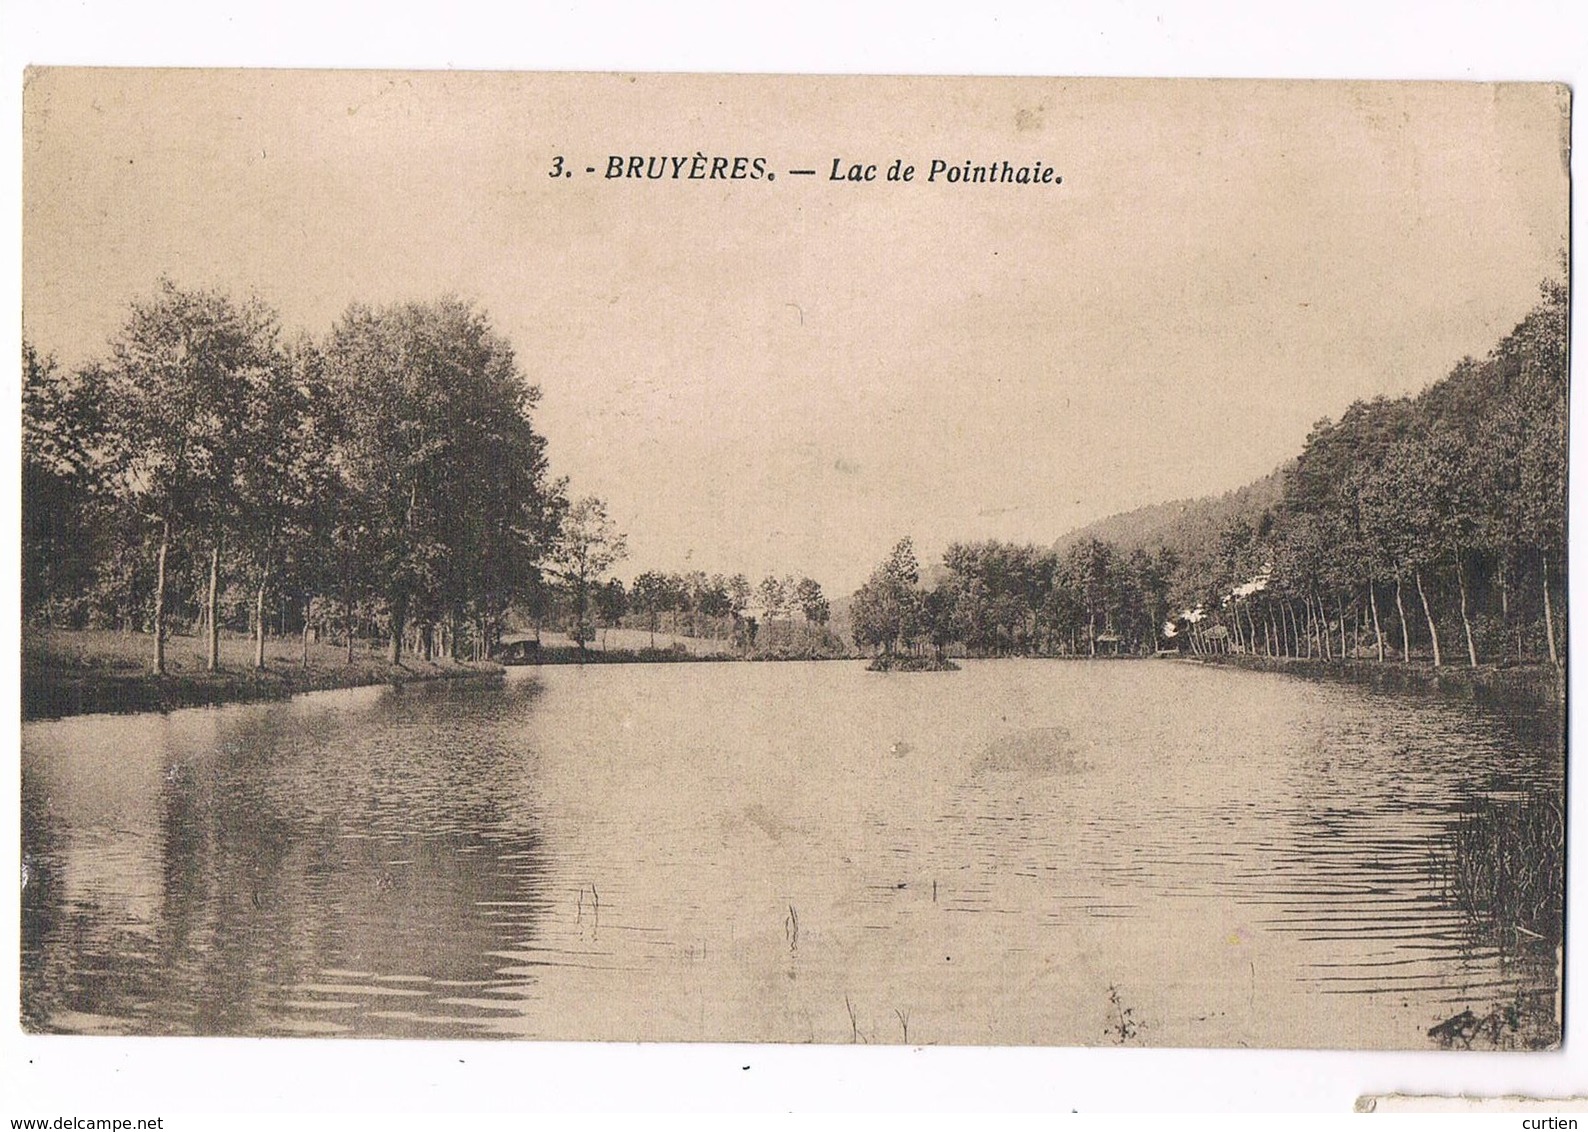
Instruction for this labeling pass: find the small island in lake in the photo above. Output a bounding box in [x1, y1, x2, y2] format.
[866, 654, 960, 672]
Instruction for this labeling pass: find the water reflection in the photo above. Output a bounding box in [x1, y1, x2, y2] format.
[21, 660, 1564, 1047]
[24, 679, 555, 1037]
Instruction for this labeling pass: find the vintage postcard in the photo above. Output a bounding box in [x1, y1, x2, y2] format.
[19, 71, 1569, 1050]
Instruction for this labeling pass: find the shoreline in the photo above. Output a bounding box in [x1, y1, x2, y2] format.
[1185, 652, 1566, 708]
[23, 630, 1567, 722]
[22, 632, 506, 723]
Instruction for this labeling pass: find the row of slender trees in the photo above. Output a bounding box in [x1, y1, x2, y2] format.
[621, 571, 831, 642]
[1197, 276, 1566, 669]
[852, 277, 1567, 668]
[529, 568, 833, 650]
[24, 281, 573, 669]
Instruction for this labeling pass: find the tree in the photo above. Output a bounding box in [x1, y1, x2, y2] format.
[630, 569, 671, 648]
[794, 577, 830, 625]
[756, 575, 788, 620]
[22, 343, 112, 627]
[592, 578, 627, 648]
[727, 574, 752, 617]
[850, 537, 924, 656]
[323, 297, 558, 664]
[232, 335, 319, 669]
[550, 496, 627, 655]
[102, 280, 284, 674]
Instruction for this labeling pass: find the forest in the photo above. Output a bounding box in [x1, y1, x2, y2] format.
[850, 277, 1568, 669]
[21, 280, 849, 674]
[22, 273, 1567, 680]
[26, 283, 594, 670]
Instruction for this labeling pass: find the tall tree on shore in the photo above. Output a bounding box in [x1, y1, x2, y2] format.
[550, 495, 627, 655]
[322, 297, 558, 664]
[22, 343, 112, 627]
[631, 569, 671, 648]
[232, 335, 320, 669]
[101, 280, 283, 675]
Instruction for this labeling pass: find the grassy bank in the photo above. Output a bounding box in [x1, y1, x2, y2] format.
[1185, 652, 1564, 708]
[22, 628, 503, 722]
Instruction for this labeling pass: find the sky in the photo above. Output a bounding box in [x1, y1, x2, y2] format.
[22, 71, 1569, 593]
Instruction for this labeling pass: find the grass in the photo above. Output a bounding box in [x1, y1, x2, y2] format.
[22, 627, 502, 721]
[1424, 789, 1563, 1050]
[1105, 984, 1142, 1045]
[1435, 790, 1564, 952]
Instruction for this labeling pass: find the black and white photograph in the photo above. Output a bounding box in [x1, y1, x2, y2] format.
[13, 63, 1573, 1072]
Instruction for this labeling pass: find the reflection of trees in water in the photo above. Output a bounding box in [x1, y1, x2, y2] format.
[23, 679, 555, 1037]
[21, 779, 68, 1031]
[1272, 689, 1563, 1046]
[1417, 696, 1563, 1049]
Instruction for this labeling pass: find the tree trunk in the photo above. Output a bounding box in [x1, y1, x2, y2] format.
[302, 596, 311, 670]
[206, 543, 221, 672]
[254, 576, 267, 670]
[388, 599, 405, 665]
[1415, 569, 1442, 668]
[151, 518, 171, 675]
[1542, 552, 1559, 667]
[1394, 573, 1410, 662]
[1336, 594, 1348, 659]
[576, 578, 588, 657]
[1455, 559, 1479, 668]
[1368, 583, 1384, 662]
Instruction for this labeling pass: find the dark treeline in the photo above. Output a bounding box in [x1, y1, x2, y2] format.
[852, 278, 1567, 668]
[22, 280, 850, 672]
[25, 282, 573, 669]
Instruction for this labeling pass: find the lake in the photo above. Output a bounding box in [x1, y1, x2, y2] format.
[20, 659, 1563, 1047]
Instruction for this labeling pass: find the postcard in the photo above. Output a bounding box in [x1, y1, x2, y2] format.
[20, 70, 1569, 1050]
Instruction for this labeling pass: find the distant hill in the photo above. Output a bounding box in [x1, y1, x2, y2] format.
[1052, 465, 1289, 564]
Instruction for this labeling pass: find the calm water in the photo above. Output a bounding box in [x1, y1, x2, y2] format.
[21, 660, 1563, 1047]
